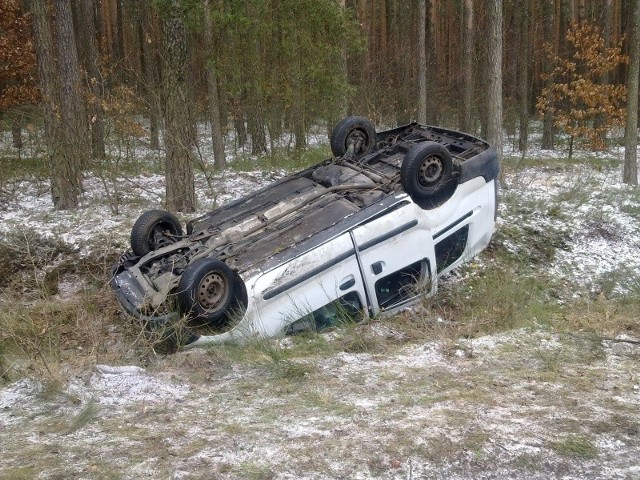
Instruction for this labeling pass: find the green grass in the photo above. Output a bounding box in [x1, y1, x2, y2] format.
[550, 435, 598, 459]
[64, 398, 99, 435]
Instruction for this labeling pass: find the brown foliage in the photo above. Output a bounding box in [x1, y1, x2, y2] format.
[100, 85, 145, 138]
[536, 21, 628, 151]
[0, 0, 39, 111]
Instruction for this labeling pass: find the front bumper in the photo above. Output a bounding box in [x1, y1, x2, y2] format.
[110, 258, 200, 347]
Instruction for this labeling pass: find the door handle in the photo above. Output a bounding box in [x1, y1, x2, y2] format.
[339, 275, 356, 291]
[371, 261, 385, 275]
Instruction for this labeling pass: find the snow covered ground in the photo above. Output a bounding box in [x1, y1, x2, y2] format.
[2, 129, 638, 296]
[1, 128, 639, 479]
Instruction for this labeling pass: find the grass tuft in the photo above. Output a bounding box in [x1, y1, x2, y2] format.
[550, 435, 598, 459]
[64, 398, 99, 435]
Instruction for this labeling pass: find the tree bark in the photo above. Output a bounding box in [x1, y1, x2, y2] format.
[417, 0, 427, 123]
[30, 0, 56, 147]
[541, 0, 555, 149]
[624, 0, 640, 185]
[161, 1, 196, 212]
[460, 0, 474, 133]
[77, 0, 105, 159]
[11, 120, 22, 149]
[203, 0, 225, 168]
[31, 0, 86, 210]
[53, 0, 87, 209]
[114, 0, 125, 82]
[518, 1, 529, 152]
[593, 0, 614, 145]
[426, 0, 438, 124]
[139, 0, 161, 150]
[486, 0, 503, 164]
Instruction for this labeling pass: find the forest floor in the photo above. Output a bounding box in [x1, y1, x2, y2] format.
[0, 129, 639, 479]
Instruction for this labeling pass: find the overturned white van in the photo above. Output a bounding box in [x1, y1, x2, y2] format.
[111, 117, 499, 348]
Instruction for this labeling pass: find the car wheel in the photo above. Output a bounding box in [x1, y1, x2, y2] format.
[400, 141, 457, 209]
[130, 209, 183, 257]
[330, 116, 377, 158]
[177, 258, 241, 325]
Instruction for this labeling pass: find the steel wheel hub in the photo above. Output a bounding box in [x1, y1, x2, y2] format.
[197, 272, 229, 311]
[418, 155, 443, 185]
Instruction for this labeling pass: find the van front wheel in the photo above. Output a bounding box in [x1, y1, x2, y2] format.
[130, 209, 183, 257]
[330, 116, 377, 159]
[178, 258, 238, 325]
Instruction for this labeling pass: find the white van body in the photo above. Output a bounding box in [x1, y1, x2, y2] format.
[111, 120, 498, 348]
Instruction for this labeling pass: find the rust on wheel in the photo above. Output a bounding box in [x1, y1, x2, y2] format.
[330, 116, 377, 158]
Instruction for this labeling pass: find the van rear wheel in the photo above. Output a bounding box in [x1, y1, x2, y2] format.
[400, 141, 457, 209]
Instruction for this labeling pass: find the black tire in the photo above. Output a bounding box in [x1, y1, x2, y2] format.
[177, 258, 242, 325]
[400, 142, 457, 209]
[330, 116, 377, 158]
[131, 209, 183, 257]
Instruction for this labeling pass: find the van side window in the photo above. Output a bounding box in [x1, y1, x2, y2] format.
[286, 292, 363, 335]
[435, 225, 469, 272]
[375, 260, 429, 310]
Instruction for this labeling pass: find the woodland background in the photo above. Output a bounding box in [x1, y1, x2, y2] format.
[1, 4, 640, 476]
[1, 0, 639, 212]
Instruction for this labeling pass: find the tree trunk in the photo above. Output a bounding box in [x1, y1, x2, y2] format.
[114, 0, 125, 82]
[426, 0, 438, 124]
[77, 0, 105, 159]
[30, 0, 56, 146]
[11, 120, 22, 149]
[338, 0, 348, 119]
[53, 0, 87, 209]
[203, 0, 225, 168]
[460, 0, 474, 133]
[161, 1, 196, 212]
[249, 111, 267, 155]
[517, 1, 529, 152]
[593, 0, 614, 146]
[624, 0, 640, 185]
[139, 1, 161, 150]
[486, 0, 503, 164]
[31, 0, 85, 210]
[417, 0, 427, 124]
[541, 0, 555, 149]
